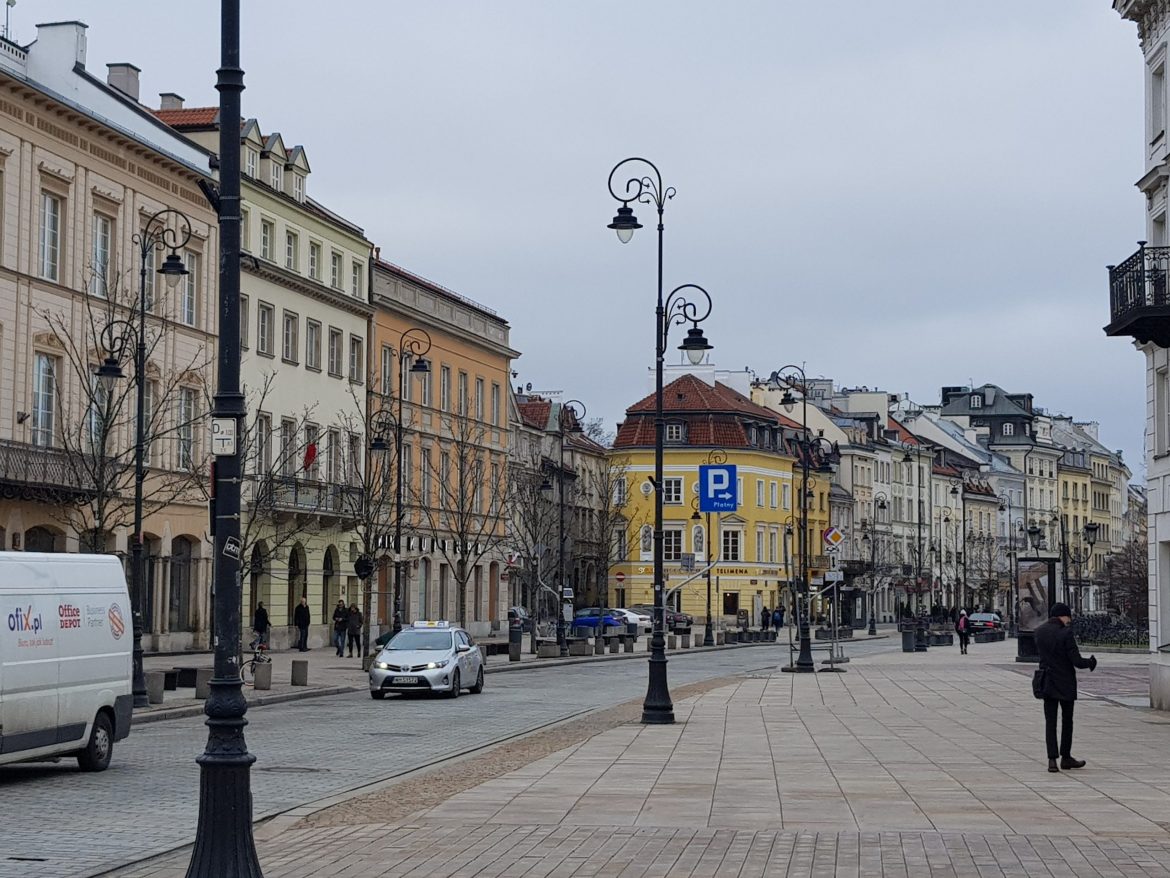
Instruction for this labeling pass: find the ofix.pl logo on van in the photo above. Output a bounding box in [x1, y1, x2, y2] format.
[8, 606, 43, 634]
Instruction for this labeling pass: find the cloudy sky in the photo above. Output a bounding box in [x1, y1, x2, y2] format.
[17, 2, 1149, 471]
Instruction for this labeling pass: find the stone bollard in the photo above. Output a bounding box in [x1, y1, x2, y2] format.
[194, 667, 213, 700]
[509, 622, 523, 662]
[717, 631, 725, 646]
[725, 630, 738, 644]
[291, 659, 309, 686]
[594, 636, 606, 655]
[538, 642, 560, 658]
[680, 632, 691, 649]
[607, 637, 619, 654]
[253, 661, 273, 690]
[667, 634, 677, 650]
[623, 635, 634, 653]
[145, 670, 166, 705]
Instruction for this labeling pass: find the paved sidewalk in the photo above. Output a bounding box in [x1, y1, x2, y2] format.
[115, 640, 1170, 877]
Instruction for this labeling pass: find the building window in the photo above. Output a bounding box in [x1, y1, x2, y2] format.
[782, 483, 791, 510]
[491, 383, 501, 426]
[349, 434, 362, 484]
[293, 173, 304, 202]
[257, 303, 274, 356]
[380, 345, 393, 395]
[613, 477, 628, 507]
[270, 160, 283, 191]
[970, 394, 982, 409]
[420, 447, 431, 505]
[1002, 423, 1014, 437]
[280, 418, 296, 477]
[326, 428, 341, 483]
[756, 480, 764, 507]
[421, 369, 433, 407]
[663, 528, 683, 562]
[440, 366, 451, 410]
[458, 371, 468, 415]
[722, 529, 741, 562]
[665, 423, 684, 443]
[1159, 368, 1170, 455]
[328, 327, 343, 377]
[770, 481, 778, 508]
[181, 252, 199, 326]
[1154, 61, 1166, 141]
[330, 251, 342, 288]
[306, 320, 321, 370]
[245, 148, 258, 178]
[351, 261, 363, 296]
[254, 413, 272, 476]
[304, 424, 320, 480]
[282, 311, 298, 363]
[768, 530, 777, 564]
[285, 230, 298, 270]
[31, 352, 58, 447]
[91, 213, 112, 297]
[39, 192, 61, 281]
[756, 528, 765, 563]
[309, 241, 321, 280]
[260, 220, 274, 261]
[240, 294, 249, 350]
[475, 378, 484, 420]
[662, 477, 682, 505]
[177, 388, 198, 470]
[349, 336, 364, 382]
[402, 355, 414, 402]
[143, 379, 157, 466]
[143, 246, 156, 312]
[240, 206, 250, 252]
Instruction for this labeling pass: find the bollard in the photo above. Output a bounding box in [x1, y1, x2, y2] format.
[609, 637, 619, 654]
[145, 670, 166, 705]
[717, 631, 725, 646]
[667, 634, 677, 650]
[680, 632, 691, 649]
[253, 661, 273, 690]
[291, 659, 309, 686]
[194, 667, 213, 699]
[725, 630, 738, 644]
[508, 621, 523, 663]
[623, 634, 634, 653]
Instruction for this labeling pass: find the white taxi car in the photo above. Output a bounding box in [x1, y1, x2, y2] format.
[369, 621, 484, 699]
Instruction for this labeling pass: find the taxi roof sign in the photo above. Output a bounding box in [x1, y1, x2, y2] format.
[411, 620, 450, 628]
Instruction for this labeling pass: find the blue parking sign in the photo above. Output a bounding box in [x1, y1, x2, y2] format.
[698, 464, 738, 512]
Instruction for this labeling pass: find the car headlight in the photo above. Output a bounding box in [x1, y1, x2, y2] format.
[425, 660, 449, 669]
[374, 661, 390, 670]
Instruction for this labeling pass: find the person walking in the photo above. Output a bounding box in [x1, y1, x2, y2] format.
[251, 601, 270, 649]
[955, 609, 970, 655]
[332, 599, 348, 657]
[293, 597, 311, 652]
[1035, 601, 1097, 773]
[773, 606, 784, 629]
[761, 607, 771, 632]
[346, 603, 363, 658]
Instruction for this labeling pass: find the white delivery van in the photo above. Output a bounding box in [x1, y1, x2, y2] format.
[0, 553, 133, 771]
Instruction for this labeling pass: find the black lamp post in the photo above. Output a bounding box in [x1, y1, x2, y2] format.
[96, 209, 192, 711]
[950, 483, 968, 610]
[865, 492, 887, 636]
[1082, 521, 1099, 611]
[770, 366, 838, 673]
[998, 492, 1018, 634]
[185, 2, 264, 875]
[371, 329, 430, 638]
[607, 158, 713, 725]
[548, 399, 585, 658]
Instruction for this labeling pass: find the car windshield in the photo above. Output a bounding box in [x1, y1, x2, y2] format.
[387, 631, 453, 651]
[970, 614, 998, 621]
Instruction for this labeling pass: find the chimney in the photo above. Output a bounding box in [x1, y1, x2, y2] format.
[158, 92, 184, 110]
[106, 62, 140, 102]
[32, 21, 88, 68]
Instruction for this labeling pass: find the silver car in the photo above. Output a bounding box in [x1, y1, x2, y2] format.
[369, 621, 484, 699]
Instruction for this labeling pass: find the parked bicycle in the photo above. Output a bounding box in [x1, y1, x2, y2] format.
[241, 641, 272, 685]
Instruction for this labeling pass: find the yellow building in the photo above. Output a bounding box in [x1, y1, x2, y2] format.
[609, 374, 801, 626]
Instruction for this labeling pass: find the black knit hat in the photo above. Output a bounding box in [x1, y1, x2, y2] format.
[1049, 602, 1072, 618]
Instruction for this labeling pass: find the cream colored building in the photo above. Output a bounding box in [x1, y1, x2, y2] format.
[0, 23, 219, 649]
[158, 106, 373, 647]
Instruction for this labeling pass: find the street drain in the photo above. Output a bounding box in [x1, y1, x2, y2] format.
[258, 766, 329, 774]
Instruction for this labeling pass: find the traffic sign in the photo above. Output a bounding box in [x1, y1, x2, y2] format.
[698, 464, 738, 513]
[615, 571, 626, 584]
[211, 418, 237, 456]
[824, 571, 844, 583]
[822, 526, 845, 549]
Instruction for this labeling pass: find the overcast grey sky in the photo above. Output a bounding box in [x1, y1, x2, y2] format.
[17, 2, 1149, 472]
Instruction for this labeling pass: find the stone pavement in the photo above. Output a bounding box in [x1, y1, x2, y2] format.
[112, 638, 1170, 877]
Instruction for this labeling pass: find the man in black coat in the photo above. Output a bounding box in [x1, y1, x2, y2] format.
[293, 597, 311, 652]
[1034, 601, 1097, 773]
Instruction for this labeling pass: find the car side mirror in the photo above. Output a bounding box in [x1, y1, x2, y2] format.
[456, 644, 471, 653]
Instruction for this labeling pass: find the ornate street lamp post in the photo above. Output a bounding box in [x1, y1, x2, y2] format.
[864, 492, 887, 636]
[95, 210, 191, 709]
[606, 158, 713, 725]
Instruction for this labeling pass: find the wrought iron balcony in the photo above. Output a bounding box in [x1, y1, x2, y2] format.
[1106, 242, 1170, 346]
[254, 475, 363, 519]
[0, 439, 96, 502]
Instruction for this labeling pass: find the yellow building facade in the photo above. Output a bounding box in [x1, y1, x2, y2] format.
[608, 374, 804, 626]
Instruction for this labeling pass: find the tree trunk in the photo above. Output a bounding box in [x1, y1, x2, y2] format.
[457, 556, 467, 629]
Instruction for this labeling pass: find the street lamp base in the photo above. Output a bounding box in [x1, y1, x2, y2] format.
[641, 651, 674, 724]
[781, 664, 816, 673]
[702, 623, 714, 647]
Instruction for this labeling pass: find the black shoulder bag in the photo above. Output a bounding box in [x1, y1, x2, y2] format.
[1031, 666, 1047, 700]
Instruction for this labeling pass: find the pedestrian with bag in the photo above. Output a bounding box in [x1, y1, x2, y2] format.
[1034, 601, 1097, 773]
[346, 602, 363, 658]
[761, 606, 771, 632]
[955, 609, 970, 655]
[251, 601, 270, 649]
[773, 607, 784, 629]
[332, 599, 348, 657]
[293, 597, 311, 652]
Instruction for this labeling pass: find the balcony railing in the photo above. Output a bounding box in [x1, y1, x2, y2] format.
[255, 475, 363, 518]
[1106, 242, 1170, 346]
[0, 439, 96, 501]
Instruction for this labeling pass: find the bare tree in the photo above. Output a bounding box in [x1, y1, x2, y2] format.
[1106, 539, 1148, 621]
[583, 418, 614, 447]
[414, 409, 508, 628]
[41, 265, 210, 552]
[577, 455, 641, 614]
[505, 445, 559, 651]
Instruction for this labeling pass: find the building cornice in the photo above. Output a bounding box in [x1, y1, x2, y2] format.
[244, 259, 372, 319]
[372, 290, 519, 360]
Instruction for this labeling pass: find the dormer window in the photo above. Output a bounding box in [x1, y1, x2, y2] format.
[270, 161, 283, 191]
[665, 423, 685, 443]
[293, 173, 304, 202]
[970, 394, 982, 409]
[245, 148, 258, 178]
[1002, 423, 1015, 436]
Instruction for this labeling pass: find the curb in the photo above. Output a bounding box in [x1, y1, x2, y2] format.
[131, 685, 359, 726]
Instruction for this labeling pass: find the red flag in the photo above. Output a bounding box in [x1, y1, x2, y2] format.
[303, 442, 317, 471]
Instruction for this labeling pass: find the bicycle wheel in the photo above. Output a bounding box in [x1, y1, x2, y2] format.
[241, 659, 255, 686]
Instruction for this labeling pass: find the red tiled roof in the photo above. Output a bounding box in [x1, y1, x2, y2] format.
[887, 416, 921, 446]
[154, 107, 218, 128]
[625, 374, 799, 426]
[516, 399, 551, 431]
[933, 463, 961, 477]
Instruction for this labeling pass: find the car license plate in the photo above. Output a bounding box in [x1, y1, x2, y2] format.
[391, 675, 418, 684]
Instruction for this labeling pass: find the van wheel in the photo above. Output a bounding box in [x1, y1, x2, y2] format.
[77, 713, 113, 772]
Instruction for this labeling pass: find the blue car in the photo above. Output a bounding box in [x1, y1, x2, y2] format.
[572, 608, 622, 632]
